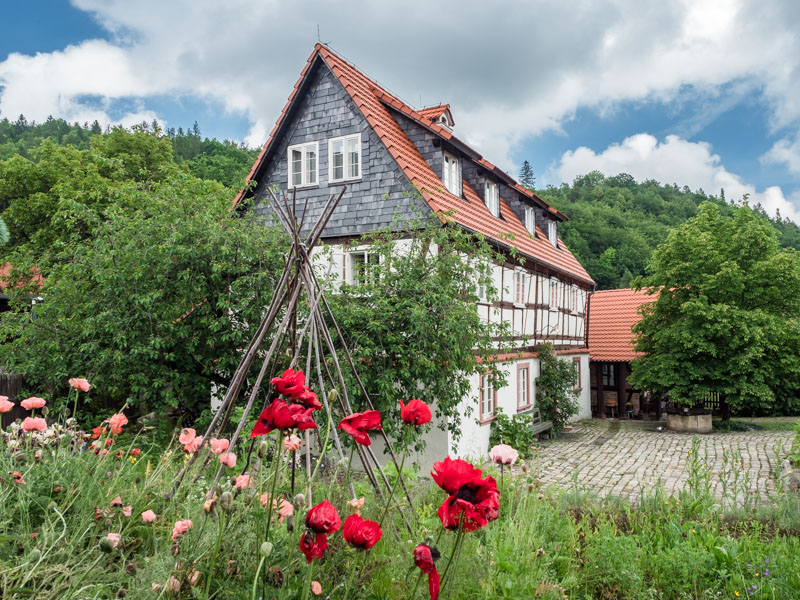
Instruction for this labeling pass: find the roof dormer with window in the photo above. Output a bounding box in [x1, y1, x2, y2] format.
[443, 151, 462, 197]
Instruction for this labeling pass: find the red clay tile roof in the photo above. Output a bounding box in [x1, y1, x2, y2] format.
[0, 263, 43, 293]
[236, 44, 592, 285]
[417, 104, 451, 122]
[588, 288, 653, 362]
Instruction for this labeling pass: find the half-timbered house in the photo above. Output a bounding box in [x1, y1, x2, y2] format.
[235, 44, 595, 461]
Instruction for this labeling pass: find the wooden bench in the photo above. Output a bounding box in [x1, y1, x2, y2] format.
[530, 407, 553, 439]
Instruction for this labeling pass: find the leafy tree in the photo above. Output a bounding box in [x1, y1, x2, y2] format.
[534, 343, 579, 434]
[518, 160, 535, 188]
[326, 214, 510, 440]
[629, 204, 800, 415]
[0, 174, 287, 420]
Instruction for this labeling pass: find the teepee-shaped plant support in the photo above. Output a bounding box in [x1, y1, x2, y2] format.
[169, 186, 414, 530]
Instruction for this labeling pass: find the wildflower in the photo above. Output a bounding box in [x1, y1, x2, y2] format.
[283, 434, 302, 452]
[277, 499, 293, 522]
[311, 581, 322, 596]
[735, 592, 740, 597]
[111, 496, 123, 507]
[343, 513, 382, 549]
[209, 438, 229, 454]
[489, 444, 519, 466]
[142, 510, 157, 523]
[399, 398, 432, 426]
[299, 531, 327, 562]
[122, 506, 132, 517]
[0, 397, 14, 413]
[166, 576, 181, 594]
[131, 448, 141, 457]
[105, 437, 114, 447]
[108, 413, 128, 435]
[691, 529, 696, 533]
[431, 456, 500, 532]
[178, 428, 196, 445]
[184, 436, 203, 454]
[219, 452, 237, 468]
[250, 399, 317, 437]
[68, 378, 91, 392]
[22, 417, 47, 432]
[234, 474, 251, 489]
[130, 457, 137, 464]
[338, 410, 382, 446]
[12, 471, 26, 485]
[347, 496, 365, 515]
[21, 397, 46, 410]
[172, 519, 193, 542]
[106, 533, 121, 549]
[190, 571, 201, 587]
[92, 426, 106, 439]
[270, 368, 307, 397]
[413, 544, 441, 600]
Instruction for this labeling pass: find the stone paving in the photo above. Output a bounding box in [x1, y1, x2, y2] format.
[529, 419, 795, 502]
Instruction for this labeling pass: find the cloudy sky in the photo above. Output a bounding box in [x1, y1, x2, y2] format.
[2, 0, 800, 222]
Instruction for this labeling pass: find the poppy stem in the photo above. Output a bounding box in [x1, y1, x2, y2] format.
[409, 570, 424, 599]
[301, 560, 314, 600]
[377, 429, 410, 530]
[204, 512, 225, 599]
[438, 517, 465, 595]
[262, 432, 283, 545]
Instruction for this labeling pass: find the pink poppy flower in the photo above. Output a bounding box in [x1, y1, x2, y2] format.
[68, 378, 91, 392]
[283, 434, 302, 452]
[106, 533, 121, 549]
[184, 436, 203, 453]
[122, 506, 132, 517]
[22, 417, 47, 432]
[190, 571, 201, 586]
[178, 428, 196, 445]
[489, 444, 519, 466]
[141, 510, 157, 523]
[166, 576, 181, 594]
[277, 499, 294, 522]
[209, 438, 229, 454]
[0, 397, 14, 413]
[219, 452, 237, 468]
[108, 413, 128, 435]
[110, 495, 123, 507]
[234, 474, 251, 489]
[311, 581, 322, 595]
[172, 519, 193, 541]
[21, 397, 46, 410]
[347, 497, 365, 515]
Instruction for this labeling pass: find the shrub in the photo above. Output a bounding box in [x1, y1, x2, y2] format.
[535, 343, 580, 434]
[489, 408, 536, 457]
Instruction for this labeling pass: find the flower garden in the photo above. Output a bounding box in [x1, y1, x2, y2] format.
[2, 374, 800, 599]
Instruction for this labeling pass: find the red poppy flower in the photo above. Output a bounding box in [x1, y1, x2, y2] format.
[92, 426, 106, 440]
[342, 514, 382, 550]
[250, 399, 317, 438]
[270, 368, 306, 397]
[338, 410, 382, 446]
[399, 398, 432, 426]
[130, 448, 141, 457]
[296, 387, 322, 411]
[299, 531, 328, 563]
[431, 457, 500, 533]
[413, 544, 440, 600]
[305, 499, 341, 535]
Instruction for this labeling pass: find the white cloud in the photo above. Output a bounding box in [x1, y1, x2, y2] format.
[763, 136, 800, 176]
[549, 133, 800, 223]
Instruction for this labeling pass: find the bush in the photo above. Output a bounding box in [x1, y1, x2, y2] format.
[535, 343, 580, 434]
[489, 408, 536, 457]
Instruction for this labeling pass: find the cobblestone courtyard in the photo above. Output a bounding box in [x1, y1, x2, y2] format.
[533, 419, 795, 501]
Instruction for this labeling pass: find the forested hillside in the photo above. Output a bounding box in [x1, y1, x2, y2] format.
[0, 115, 257, 189]
[538, 171, 800, 289]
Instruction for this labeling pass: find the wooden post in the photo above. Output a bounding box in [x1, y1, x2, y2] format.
[617, 363, 627, 419]
[596, 362, 606, 419]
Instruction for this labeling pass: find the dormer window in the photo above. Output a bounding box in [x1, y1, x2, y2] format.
[288, 141, 318, 188]
[548, 220, 558, 247]
[485, 181, 499, 217]
[443, 152, 461, 196]
[525, 206, 535, 234]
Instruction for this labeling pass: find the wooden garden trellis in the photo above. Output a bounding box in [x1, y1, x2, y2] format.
[168, 186, 413, 528]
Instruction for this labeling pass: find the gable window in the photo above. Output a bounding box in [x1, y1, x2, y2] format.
[485, 181, 500, 217]
[549, 277, 559, 308]
[479, 374, 496, 422]
[443, 152, 461, 196]
[288, 142, 318, 188]
[547, 220, 558, 247]
[517, 363, 531, 410]
[525, 206, 536, 234]
[329, 134, 361, 183]
[514, 270, 526, 306]
[347, 250, 379, 285]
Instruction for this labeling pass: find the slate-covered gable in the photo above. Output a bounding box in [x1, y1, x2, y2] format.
[252, 61, 432, 238]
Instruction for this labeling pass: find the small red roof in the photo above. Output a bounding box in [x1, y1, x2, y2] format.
[0, 263, 43, 293]
[236, 44, 593, 285]
[588, 288, 653, 362]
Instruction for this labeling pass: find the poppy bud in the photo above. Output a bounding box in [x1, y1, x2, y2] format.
[99, 539, 114, 553]
[170, 544, 180, 556]
[294, 493, 305, 508]
[117, 589, 126, 598]
[15, 453, 25, 464]
[216, 485, 223, 498]
[126, 563, 137, 575]
[258, 440, 270, 459]
[220, 491, 233, 513]
[260, 541, 273, 557]
[521, 464, 528, 473]
[286, 513, 295, 532]
[328, 389, 338, 403]
[28, 549, 41, 562]
[527, 483, 534, 492]
[41, 407, 49, 417]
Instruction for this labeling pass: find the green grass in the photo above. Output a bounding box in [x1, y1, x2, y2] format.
[2, 422, 800, 599]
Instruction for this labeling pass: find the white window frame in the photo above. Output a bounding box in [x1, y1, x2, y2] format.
[287, 141, 319, 189]
[514, 269, 526, 307]
[525, 206, 536, 234]
[346, 249, 379, 286]
[328, 134, 362, 183]
[479, 374, 496, 422]
[443, 152, 461, 196]
[547, 220, 558, 247]
[485, 181, 500, 217]
[517, 363, 531, 411]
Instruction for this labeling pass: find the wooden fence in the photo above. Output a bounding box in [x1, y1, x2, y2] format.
[0, 373, 26, 429]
